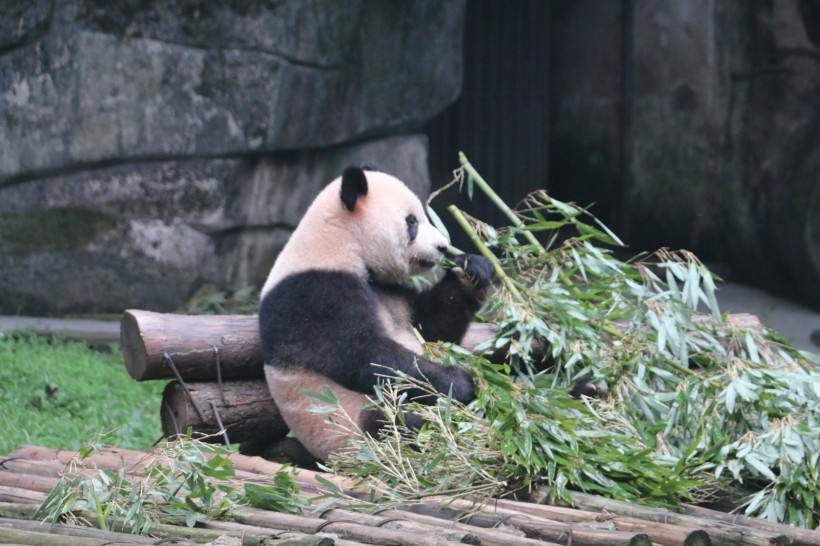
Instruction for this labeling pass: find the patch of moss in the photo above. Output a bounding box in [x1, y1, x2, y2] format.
[0, 207, 121, 252]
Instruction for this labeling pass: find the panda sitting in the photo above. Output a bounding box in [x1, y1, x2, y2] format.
[258, 165, 495, 462]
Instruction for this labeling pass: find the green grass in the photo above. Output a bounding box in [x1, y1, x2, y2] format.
[0, 333, 165, 455]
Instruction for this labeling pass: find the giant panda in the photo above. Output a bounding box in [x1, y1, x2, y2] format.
[258, 165, 494, 462]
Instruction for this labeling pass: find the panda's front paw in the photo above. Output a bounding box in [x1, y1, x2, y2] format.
[569, 373, 608, 399]
[452, 254, 495, 287]
[447, 365, 476, 405]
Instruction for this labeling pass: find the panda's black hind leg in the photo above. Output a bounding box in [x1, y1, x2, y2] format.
[239, 437, 320, 469]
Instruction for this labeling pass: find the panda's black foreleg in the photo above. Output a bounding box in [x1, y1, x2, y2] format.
[412, 254, 495, 343]
[358, 337, 476, 405]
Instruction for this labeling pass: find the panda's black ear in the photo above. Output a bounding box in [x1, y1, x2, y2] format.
[341, 165, 368, 212]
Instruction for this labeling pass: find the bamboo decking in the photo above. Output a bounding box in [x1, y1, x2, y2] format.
[1, 444, 819, 546]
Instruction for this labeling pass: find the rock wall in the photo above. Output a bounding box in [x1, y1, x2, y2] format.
[552, 0, 820, 308]
[0, 1, 465, 314]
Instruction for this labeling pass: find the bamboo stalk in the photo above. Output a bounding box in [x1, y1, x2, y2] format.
[682, 503, 820, 546]
[448, 204, 527, 305]
[458, 152, 545, 252]
[0, 457, 63, 478]
[0, 484, 46, 504]
[376, 508, 568, 546]
[0, 516, 158, 544]
[203, 520, 337, 546]
[320, 507, 481, 545]
[405, 502, 653, 546]
[0, 470, 59, 493]
[0, 526, 140, 546]
[8, 444, 363, 501]
[528, 490, 799, 546]
[233, 507, 473, 546]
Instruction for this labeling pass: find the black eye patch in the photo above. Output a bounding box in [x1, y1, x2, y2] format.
[406, 214, 418, 241]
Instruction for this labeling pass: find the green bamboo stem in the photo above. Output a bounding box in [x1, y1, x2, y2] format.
[447, 205, 527, 305]
[459, 152, 545, 252]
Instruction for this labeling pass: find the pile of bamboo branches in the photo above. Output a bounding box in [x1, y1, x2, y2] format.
[1, 444, 819, 546]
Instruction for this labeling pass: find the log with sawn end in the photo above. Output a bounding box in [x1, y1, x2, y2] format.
[120, 309, 502, 382]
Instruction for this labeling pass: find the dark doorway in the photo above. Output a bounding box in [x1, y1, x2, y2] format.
[426, 0, 551, 252]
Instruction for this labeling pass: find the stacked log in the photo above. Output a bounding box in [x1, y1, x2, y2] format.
[119, 309, 502, 445]
[3, 444, 818, 545]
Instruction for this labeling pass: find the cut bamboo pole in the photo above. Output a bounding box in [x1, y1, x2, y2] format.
[530, 490, 802, 546]
[0, 526, 137, 546]
[7, 444, 365, 505]
[0, 484, 46, 504]
[0, 470, 58, 493]
[202, 520, 338, 546]
[682, 503, 820, 546]
[0, 516, 159, 545]
[319, 507, 481, 545]
[406, 502, 653, 546]
[6, 445, 815, 546]
[0, 457, 64, 478]
[233, 507, 477, 546]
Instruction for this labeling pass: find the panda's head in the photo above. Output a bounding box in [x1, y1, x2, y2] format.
[338, 165, 449, 284]
[262, 165, 450, 292]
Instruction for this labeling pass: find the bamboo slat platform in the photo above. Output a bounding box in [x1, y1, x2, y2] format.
[1, 445, 819, 546]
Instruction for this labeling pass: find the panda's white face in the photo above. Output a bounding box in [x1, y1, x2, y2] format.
[260, 167, 449, 296]
[352, 171, 448, 284]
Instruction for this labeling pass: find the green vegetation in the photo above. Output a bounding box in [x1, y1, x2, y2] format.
[35, 433, 306, 534]
[327, 154, 820, 528]
[0, 333, 164, 455]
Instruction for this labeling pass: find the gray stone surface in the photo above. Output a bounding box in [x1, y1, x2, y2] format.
[0, 0, 464, 314]
[0, 135, 432, 314]
[551, 0, 820, 309]
[0, 1, 464, 183]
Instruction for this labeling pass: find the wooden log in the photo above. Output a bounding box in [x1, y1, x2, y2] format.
[376, 508, 569, 546]
[160, 379, 288, 444]
[406, 502, 652, 546]
[8, 445, 363, 496]
[0, 470, 58, 493]
[233, 507, 483, 546]
[529, 490, 800, 546]
[0, 484, 46, 504]
[0, 516, 160, 545]
[203, 520, 337, 546]
[320, 507, 481, 545]
[120, 309, 264, 381]
[0, 457, 63, 478]
[120, 309, 501, 382]
[682, 503, 820, 546]
[120, 309, 762, 383]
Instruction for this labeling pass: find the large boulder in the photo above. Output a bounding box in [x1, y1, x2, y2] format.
[0, 0, 464, 314]
[0, 135, 433, 315]
[1, 1, 463, 182]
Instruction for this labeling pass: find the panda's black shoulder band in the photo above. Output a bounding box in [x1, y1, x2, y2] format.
[341, 165, 368, 211]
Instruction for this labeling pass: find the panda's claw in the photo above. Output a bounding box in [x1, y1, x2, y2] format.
[453, 254, 495, 286]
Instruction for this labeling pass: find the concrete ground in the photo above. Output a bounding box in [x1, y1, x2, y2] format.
[712, 282, 820, 354]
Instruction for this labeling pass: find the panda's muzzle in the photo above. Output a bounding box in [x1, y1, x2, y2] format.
[412, 245, 446, 269]
[413, 257, 438, 268]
